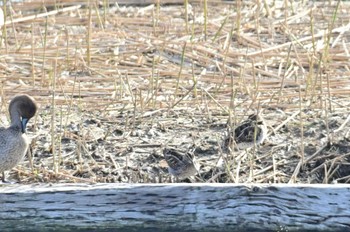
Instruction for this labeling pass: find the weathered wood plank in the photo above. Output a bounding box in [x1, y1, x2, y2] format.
[0, 183, 349, 231]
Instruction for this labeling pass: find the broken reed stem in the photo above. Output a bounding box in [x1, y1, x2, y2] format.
[1, 0, 8, 52]
[229, 72, 237, 125]
[184, 0, 189, 34]
[311, 53, 323, 103]
[235, 156, 242, 183]
[326, 158, 340, 183]
[174, 42, 187, 103]
[223, 13, 235, 66]
[325, 74, 332, 145]
[289, 159, 302, 184]
[272, 153, 277, 183]
[203, 87, 211, 122]
[277, 44, 292, 104]
[138, 89, 144, 124]
[211, 21, 234, 104]
[87, 0, 92, 66]
[4, 5, 81, 26]
[147, 57, 156, 107]
[144, 58, 161, 109]
[58, 106, 63, 168]
[156, 0, 160, 28]
[63, 76, 77, 138]
[262, 0, 271, 17]
[0, 87, 5, 121]
[201, 87, 228, 114]
[287, 84, 305, 184]
[306, 8, 316, 97]
[170, 79, 197, 109]
[65, 28, 70, 66]
[102, 0, 108, 28]
[235, 0, 241, 37]
[93, 2, 104, 30]
[326, 0, 341, 54]
[51, 59, 57, 174]
[299, 84, 305, 167]
[76, 81, 84, 172]
[203, 0, 208, 40]
[191, 62, 198, 100]
[27, 145, 34, 173]
[41, 14, 48, 85]
[8, 3, 19, 49]
[212, 16, 228, 43]
[268, 110, 300, 136]
[31, 23, 35, 86]
[28, 103, 40, 175]
[125, 73, 136, 130]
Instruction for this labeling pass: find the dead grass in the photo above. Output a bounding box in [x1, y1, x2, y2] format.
[1, 0, 350, 184]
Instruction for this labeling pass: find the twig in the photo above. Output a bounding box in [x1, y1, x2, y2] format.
[247, 22, 350, 56]
[288, 158, 302, 184]
[334, 114, 350, 133]
[268, 110, 300, 136]
[4, 5, 81, 25]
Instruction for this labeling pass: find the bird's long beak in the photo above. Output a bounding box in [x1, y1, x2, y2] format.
[21, 117, 29, 133]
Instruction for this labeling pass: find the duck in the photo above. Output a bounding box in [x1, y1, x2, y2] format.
[163, 146, 200, 179]
[223, 113, 267, 151]
[0, 94, 37, 182]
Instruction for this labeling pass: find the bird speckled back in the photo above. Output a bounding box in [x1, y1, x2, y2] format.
[163, 147, 199, 179]
[223, 114, 267, 151]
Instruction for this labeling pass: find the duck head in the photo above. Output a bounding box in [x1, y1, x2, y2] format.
[9, 95, 37, 133]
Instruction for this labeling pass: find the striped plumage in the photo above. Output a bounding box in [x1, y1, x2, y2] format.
[163, 146, 199, 179]
[223, 114, 267, 151]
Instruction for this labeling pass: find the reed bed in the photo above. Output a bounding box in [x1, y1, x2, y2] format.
[1, 0, 350, 184]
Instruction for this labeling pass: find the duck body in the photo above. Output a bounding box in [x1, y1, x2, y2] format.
[0, 126, 29, 173]
[0, 95, 37, 181]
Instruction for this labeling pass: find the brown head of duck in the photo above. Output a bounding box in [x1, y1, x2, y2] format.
[9, 94, 37, 133]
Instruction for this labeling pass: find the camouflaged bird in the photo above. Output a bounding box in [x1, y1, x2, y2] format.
[163, 146, 200, 179]
[223, 114, 267, 151]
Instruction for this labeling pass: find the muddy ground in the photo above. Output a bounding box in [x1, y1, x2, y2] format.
[8, 102, 349, 184]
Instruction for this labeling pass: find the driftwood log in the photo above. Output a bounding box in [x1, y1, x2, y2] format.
[0, 183, 349, 231]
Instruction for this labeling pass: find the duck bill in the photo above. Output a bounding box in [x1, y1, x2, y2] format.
[21, 118, 29, 133]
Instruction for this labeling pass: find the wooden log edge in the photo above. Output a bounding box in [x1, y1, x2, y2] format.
[0, 183, 349, 232]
